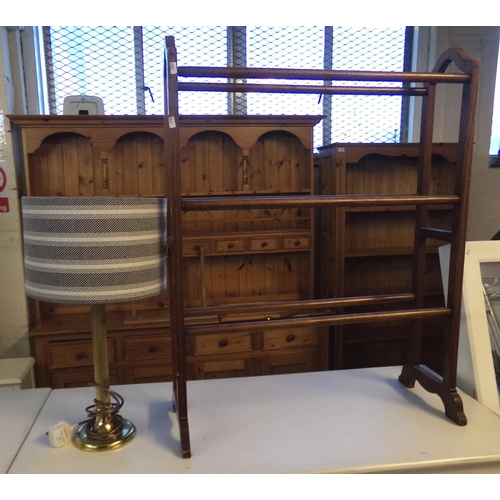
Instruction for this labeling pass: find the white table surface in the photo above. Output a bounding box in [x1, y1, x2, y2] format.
[8, 366, 500, 474]
[0, 388, 51, 473]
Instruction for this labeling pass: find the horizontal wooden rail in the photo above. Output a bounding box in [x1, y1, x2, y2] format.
[178, 82, 427, 96]
[182, 194, 461, 211]
[185, 293, 415, 318]
[186, 307, 451, 335]
[178, 66, 471, 84]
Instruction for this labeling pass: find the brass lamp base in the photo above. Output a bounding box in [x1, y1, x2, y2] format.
[72, 305, 137, 452]
[73, 416, 136, 452]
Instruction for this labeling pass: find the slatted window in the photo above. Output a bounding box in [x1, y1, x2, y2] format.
[42, 26, 411, 148]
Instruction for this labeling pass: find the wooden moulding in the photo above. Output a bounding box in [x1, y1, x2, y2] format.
[317, 142, 459, 165]
[7, 113, 322, 153]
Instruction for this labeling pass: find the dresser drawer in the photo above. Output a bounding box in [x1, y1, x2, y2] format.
[122, 365, 173, 384]
[194, 332, 253, 356]
[214, 238, 246, 253]
[262, 328, 319, 351]
[183, 239, 213, 256]
[190, 359, 256, 380]
[48, 340, 115, 369]
[261, 352, 320, 375]
[123, 336, 171, 361]
[50, 368, 117, 389]
[281, 236, 311, 250]
[248, 236, 280, 252]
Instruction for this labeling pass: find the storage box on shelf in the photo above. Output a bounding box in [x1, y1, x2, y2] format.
[316, 143, 457, 371]
[8, 114, 327, 388]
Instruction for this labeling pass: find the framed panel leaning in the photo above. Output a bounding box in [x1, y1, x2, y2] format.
[439, 241, 500, 416]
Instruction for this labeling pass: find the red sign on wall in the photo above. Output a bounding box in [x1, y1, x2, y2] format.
[0, 166, 9, 212]
[0, 198, 9, 213]
[0, 166, 6, 193]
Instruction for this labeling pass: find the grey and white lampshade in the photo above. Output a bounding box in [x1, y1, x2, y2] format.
[21, 197, 167, 305]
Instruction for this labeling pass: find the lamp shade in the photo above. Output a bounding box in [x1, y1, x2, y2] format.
[21, 196, 167, 305]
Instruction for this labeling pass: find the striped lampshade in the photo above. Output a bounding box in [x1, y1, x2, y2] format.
[21, 197, 167, 305]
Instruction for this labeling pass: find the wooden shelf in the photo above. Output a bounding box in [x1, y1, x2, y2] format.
[181, 189, 312, 196]
[345, 245, 442, 258]
[317, 142, 458, 371]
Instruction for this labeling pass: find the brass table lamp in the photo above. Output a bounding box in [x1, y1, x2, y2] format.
[21, 196, 167, 451]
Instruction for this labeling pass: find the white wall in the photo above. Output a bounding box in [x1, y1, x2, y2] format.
[412, 26, 500, 240]
[0, 27, 31, 357]
[457, 28, 500, 240]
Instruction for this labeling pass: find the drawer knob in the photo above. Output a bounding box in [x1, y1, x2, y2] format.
[227, 243, 234, 249]
[286, 334, 296, 343]
[294, 240, 301, 247]
[261, 241, 268, 248]
[76, 352, 86, 360]
[218, 339, 229, 348]
[149, 345, 159, 353]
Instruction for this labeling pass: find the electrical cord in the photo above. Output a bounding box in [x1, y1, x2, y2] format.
[78, 386, 126, 442]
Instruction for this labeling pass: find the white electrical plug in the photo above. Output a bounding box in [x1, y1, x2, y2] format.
[47, 421, 77, 448]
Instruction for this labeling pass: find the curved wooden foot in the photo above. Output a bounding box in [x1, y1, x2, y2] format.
[442, 389, 467, 426]
[398, 363, 416, 388]
[398, 364, 467, 426]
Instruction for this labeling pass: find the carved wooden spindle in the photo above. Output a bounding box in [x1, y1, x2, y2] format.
[241, 149, 250, 191]
[101, 152, 109, 189]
